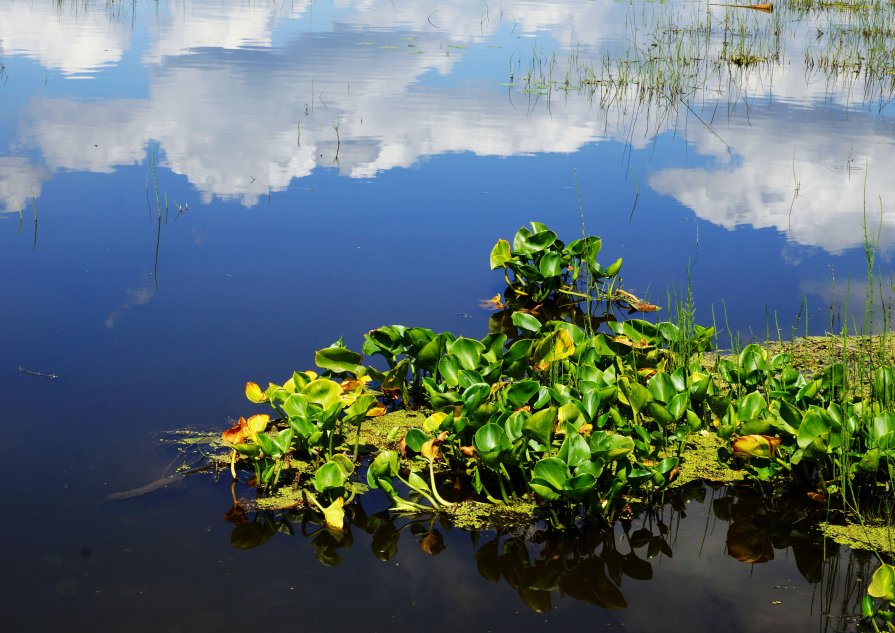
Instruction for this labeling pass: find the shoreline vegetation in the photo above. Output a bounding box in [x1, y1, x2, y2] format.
[185, 223, 894, 624]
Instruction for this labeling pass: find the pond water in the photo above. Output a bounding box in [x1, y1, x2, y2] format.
[2, 0, 893, 630]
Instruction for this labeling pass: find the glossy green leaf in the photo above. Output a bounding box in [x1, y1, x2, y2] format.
[531, 457, 570, 490]
[404, 428, 430, 453]
[489, 239, 512, 269]
[648, 372, 678, 404]
[539, 251, 563, 278]
[313, 461, 347, 492]
[507, 380, 540, 407]
[558, 425, 591, 468]
[512, 311, 542, 333]
[302, 379, 344, 410]
[868, 564, 895, 602]
[738, 391, 768, 422]
[523, 407, 555, 447]
[872, 366, 895, 404]
[871, 412, 895, 450]
[314, 346, 363, 375]
[450, 337, 486, 371]
[589, 431, 635, 460]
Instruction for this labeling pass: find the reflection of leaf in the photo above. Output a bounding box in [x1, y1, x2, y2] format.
[371, 525, 400, 562]
[559, 557, 627, 610]
[419, 530, 446, 556]
[518, 588, 552, 613]
[726, 518, 774, 563]
[622, 551, 653, 580]
[230, 519, 276, 549]
[475, 538, 501, 582]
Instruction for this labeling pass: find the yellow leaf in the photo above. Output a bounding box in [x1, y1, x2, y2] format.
[366, 402, 388, 417]
[423, 411, 449, 432]
[341, 376, 371, 393]
[732, 434, 780, 459]
[244, 414, 270, 439]
[245, 382, 268, 403]
[322, 497, 345, 531]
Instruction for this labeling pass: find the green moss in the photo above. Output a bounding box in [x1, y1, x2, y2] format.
[255, 486, 306, 511]
[445, 499, 537, 532]
[821, 521, 895, 555]
[672, 431, 746, 487]
[356, 408, 428, 453]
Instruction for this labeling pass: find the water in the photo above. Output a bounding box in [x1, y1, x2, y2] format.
[2, 0, 893, 630]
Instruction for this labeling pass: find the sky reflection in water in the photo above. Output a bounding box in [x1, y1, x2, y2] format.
[1, 0, 893, 630]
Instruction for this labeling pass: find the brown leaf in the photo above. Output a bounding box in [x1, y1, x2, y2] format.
[421, 439, 441, 461]
[807, 490, 827, 504]
[222, 418, 248, 444]
[419, 530, 446, 556]
[366, 402, 388, 417]
[460, 445, 477, 457]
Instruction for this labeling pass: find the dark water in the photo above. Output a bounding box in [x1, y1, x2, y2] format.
[2, 0, 893, 630]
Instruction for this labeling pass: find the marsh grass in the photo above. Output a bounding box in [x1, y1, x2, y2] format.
[509, 0, 894, 129]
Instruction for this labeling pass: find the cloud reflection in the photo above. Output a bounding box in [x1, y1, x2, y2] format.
[1, 0, 894, 254]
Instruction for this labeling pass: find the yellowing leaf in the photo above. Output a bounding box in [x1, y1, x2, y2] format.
[244, 414, 270, 439]
[341, 376, 371, 393]
[366, 402, 387, 417]
[732, 434, 780, 459]
[478, 294, 506, 310]
[322, 497, 345, 531]
[245, 382, 268, 403]
[423, 411, 449, 433]
[222, 419, 247, 444]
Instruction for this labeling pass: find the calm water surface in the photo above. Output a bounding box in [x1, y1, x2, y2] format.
[2, 0, 893, 630]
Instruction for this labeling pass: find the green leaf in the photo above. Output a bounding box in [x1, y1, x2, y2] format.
[871, 412, 895, 450]
[618, 379, 653, 415]
[315, 346, 364, 374]
[523, 407, 555, 447]
[489, 238, 512, 270]
[473, 423, 511, 468]
[404, 428, 430, 453]
[872, 366, 895, 404]
[648, 372, 678, 404]
[283, 393, 310, 419]
[302, 379, 344, 410]
[868, 564, 895, 602]
[589, 431, 635, 461]
[507, 380, 540, 407]
[437, 354, 461, 387]
[313, 461, 348, 493]
[558, 426, 591, 468]
[516, 228, 557, 253]
[737, 391, 768, 422]
[532, 457, 570, 490]
[367, 450, 400, 488]
[511, 311, 542, 333]
[538, 251, 563, 278]
[449, 337, 486, 371]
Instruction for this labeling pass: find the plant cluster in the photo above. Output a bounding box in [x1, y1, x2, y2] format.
[220, 223, 895, 548]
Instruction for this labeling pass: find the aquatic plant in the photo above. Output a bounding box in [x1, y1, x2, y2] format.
[219, 222, 895, 535]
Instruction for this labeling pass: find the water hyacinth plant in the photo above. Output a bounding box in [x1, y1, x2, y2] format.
[219, 222, 895, 537]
